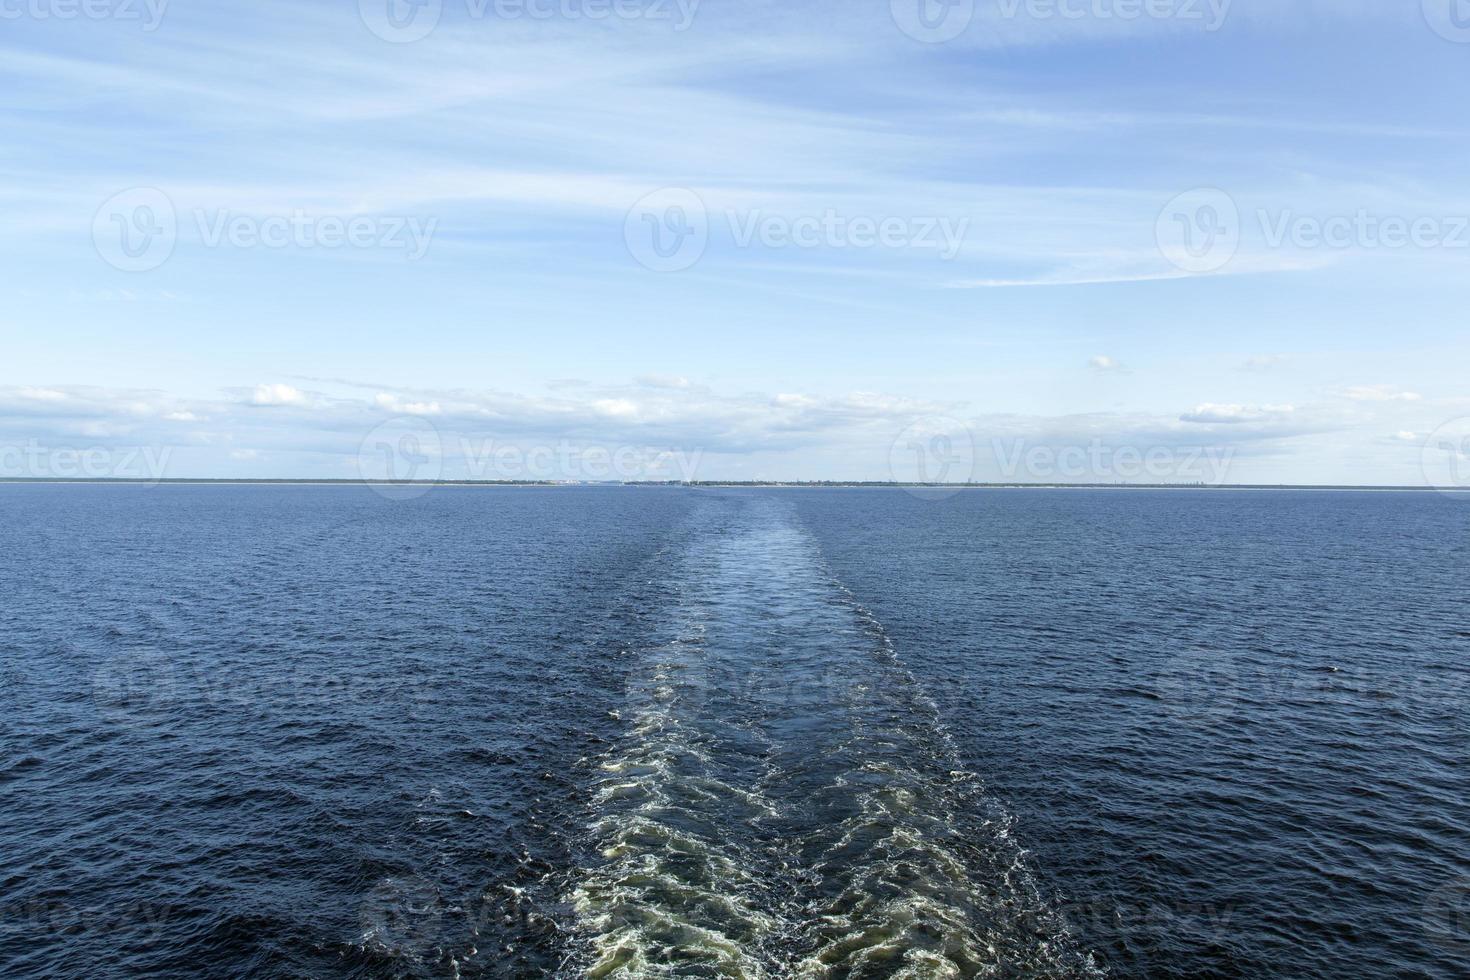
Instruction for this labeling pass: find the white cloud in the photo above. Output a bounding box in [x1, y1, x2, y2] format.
[1089, 355, 1124, 372]
[1343, 385, 1422, 403]
[591, 398, 639, 418]
[1181, 403, 1297, 424]
[17, 387, 68, 402]
[250, 384, 307, 406]
[373, 392, 442, 416]
[0, 379, 1446, 485]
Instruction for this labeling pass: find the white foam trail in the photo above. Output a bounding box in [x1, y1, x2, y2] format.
[565, 496, 1102, 978]
[567, 550, 787, 977]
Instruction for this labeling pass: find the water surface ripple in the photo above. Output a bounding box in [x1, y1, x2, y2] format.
[1, 485, 1466, 978]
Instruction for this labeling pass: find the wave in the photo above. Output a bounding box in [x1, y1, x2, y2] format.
[564, 495, 1100, 978]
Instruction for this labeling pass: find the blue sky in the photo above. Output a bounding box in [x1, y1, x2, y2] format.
[3, 0, 1470, 484]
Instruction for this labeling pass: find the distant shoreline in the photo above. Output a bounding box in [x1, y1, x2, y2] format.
[0, 479, 1465, 493]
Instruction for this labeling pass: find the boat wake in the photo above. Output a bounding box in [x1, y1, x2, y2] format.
[565, 495, 1100, 978]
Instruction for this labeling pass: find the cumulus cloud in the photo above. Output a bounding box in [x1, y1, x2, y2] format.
[0, 380, 1438, 484]
[1088, 355, 1124, 372]
[591, 398, 639, 419]
[0, 385, 200, 427]
[0, 379, 961, 480]
[250, 384, 308, 407]
[373, 393, 442, 416]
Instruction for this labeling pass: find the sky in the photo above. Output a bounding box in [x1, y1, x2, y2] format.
[3, 0, 1470, 485]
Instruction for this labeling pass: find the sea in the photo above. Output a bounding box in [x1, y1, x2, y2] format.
[1, 485, 1466, 978]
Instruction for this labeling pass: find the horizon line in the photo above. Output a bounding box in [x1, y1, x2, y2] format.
[1, 478, 1466, 493]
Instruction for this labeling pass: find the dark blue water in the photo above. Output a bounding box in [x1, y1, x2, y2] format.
[1, 486, 1466, 978]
